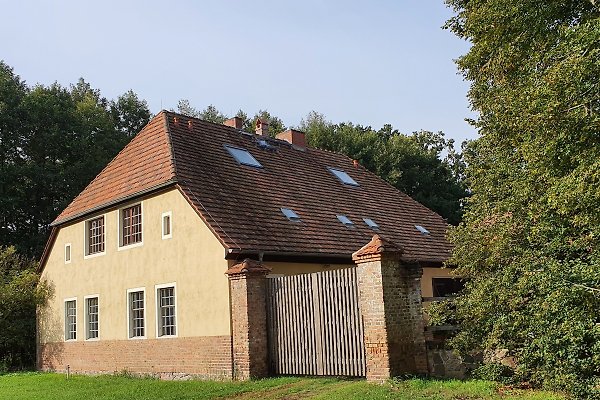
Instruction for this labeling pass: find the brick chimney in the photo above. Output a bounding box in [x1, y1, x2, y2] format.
[276, 129, 307, 148]
[224, 117, 244, 129]
[255, 118, 269, 136]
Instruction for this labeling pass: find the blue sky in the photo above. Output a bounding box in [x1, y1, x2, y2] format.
[1, 1, 476, 143]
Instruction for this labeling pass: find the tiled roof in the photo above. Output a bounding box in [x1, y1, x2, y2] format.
[53, 111, 451, 264]
[53, 114, 175, 224]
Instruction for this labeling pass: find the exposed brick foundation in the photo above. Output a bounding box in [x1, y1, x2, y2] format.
[39, 336, 232, 380]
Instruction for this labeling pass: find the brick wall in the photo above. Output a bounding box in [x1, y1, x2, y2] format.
[353, 235, 428, 381]
[39, 336, 232, 380]
[227, 259, 270, 380]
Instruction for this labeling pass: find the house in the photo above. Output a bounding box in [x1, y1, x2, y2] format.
[37, 111, 456, 381]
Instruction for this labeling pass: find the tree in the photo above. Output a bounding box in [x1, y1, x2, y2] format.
[0, 62, 151, 258]
[176, 99, 201, 118]
[0, 246, 48, 371]
[110, 90, 151, 136]
[434, 1, 600, 397]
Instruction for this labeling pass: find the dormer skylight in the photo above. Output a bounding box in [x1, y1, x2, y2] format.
[281, 208, 301, 222]
[225, 145, 262, 168]
[337, 215, 354, 226]
[328, 168, 359, 186]
[363, 218, 379, 230]
[415, 225, 430, 235]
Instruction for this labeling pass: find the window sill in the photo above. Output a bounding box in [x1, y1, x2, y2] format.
[118, 241, 143, 251]
[85, 337, 100, 342]
[156, 334, 178, 339]
[128, 336, 147, 340]
[84, 251, 106, 260]
[64, 339, 77, 342]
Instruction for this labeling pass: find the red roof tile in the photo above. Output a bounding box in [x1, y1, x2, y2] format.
[53, 113, 175, 224]
[52, 111, 452, 264]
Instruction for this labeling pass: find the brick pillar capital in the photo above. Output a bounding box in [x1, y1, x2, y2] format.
[226, 258, 271, 279]
[352, 234, 403, 263]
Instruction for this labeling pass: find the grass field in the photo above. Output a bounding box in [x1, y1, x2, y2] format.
[0, 372, 565, 400]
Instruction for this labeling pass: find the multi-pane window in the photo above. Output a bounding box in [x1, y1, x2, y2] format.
[65, 300, 77, 341]
[121, 204, 142, 246]
[85, 297, 99, 340]
[129, 290, 145, 338]
[157, 286, 176, 337]
[87, 216, 105, 255]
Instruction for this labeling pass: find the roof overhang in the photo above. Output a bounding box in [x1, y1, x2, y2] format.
[51, 180, 178, 227]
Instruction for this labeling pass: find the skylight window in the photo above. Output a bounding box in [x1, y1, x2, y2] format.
[363, 218, 379, 230]
[225, 145, 262, 168]
[415, 225, 430, 235]
[281, 208, 301, 222]
[328, 168, 359, 186]
[337, 215, 354, 226]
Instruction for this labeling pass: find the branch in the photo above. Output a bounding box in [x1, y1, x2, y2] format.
[570, 281, 600, 294]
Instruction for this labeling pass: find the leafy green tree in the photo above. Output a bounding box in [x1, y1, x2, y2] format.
[110, 90, 151, 136]
[0, 62, 150, 258]
[0, 246, 48, 371]
[175, 101, 227, 124]
[175, 99, 200, 118]
[199, 104, 227, 124]
[432, 1, 600, 397]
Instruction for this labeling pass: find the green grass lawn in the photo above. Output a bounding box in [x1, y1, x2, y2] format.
[0, 372, 565, 400]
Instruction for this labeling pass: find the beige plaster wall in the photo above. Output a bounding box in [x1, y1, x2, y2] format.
[421, 267, 453, 298]
[234, 261, 445, 298]
[39, 188, 230, 344]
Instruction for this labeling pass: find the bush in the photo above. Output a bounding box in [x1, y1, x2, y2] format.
[0, 246, 49, 370]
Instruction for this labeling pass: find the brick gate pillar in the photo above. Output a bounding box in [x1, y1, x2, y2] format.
[226, 259, 271, 380]
[353, 235, 428, 381]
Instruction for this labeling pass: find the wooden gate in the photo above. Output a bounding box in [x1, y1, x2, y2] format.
[266, 267, 366, 376]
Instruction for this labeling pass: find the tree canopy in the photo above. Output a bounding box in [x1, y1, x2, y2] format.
[433, 1, 600, 397]
[0, 62, 151, 258]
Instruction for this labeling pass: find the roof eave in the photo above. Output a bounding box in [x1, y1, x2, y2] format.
[51, 180, 178, 227]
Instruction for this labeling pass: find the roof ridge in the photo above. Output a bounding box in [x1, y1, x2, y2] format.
[162, 111, 178, 178]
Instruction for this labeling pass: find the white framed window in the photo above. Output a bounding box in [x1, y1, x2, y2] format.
[127, 288, 146, 339]
[155, 283, 177, 338]
[84, 215, 106, 258]
[64, 298, 77, 341]
[118, 203, 143, 250]
[64, 243, 72, 264]
[84, 295, 99, 340]
[161, 211, 172, 240]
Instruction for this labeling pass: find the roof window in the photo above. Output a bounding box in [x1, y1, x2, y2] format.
[415, 225, 430, 235]
[281, 208, 301, 222]
[337, 215, 354, 226]
[257, 138, 276, 150]
[328, 168, 359, 186]
[363, 218, 379, 230]
[225, 145, 262, 168]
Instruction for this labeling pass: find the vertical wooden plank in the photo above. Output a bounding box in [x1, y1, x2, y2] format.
[312, 272, 323, 375]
